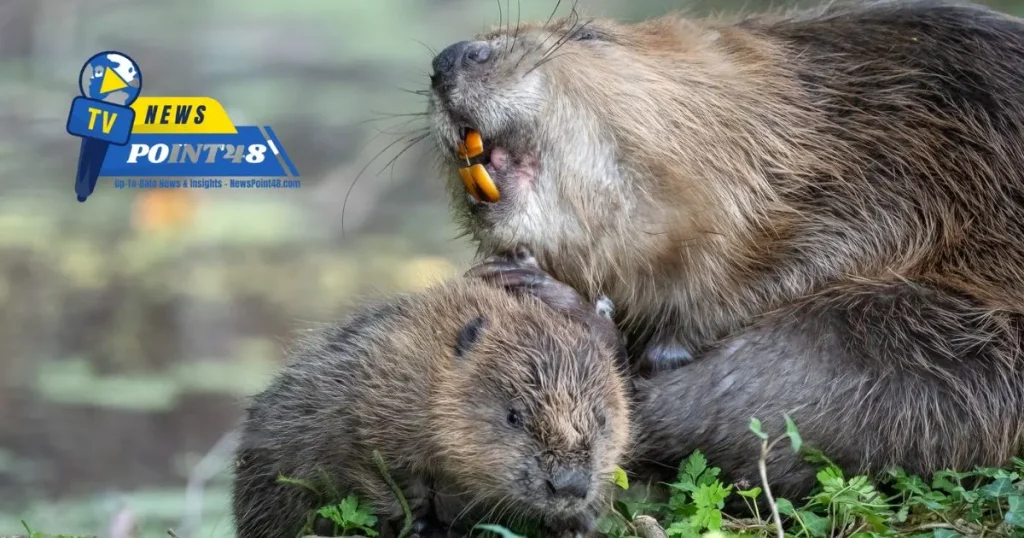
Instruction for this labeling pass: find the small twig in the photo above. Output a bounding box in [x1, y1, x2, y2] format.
[897, 521, 978, 534]
[759, 436, 786, 538]
[179, 429, 240, 538]
[372, 449, 413, 538]
[722, 519, 774, 532]
[167, 530, 181, 538]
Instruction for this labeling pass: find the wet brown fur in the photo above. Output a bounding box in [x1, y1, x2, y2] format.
[231, 277, 630, 538]
[427, 0, 1024, 500]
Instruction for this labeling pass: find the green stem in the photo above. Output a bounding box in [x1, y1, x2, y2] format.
[372, 449, 414, 538]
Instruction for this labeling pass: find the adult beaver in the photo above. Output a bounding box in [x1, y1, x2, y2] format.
[231, 252, 631, 538]
[426, 0, 1024, 499]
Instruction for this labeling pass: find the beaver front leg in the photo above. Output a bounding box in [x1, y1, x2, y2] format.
[628, 280, 1024, 505]
[465, 245, 629, 371]
[466, 246, 695, 376]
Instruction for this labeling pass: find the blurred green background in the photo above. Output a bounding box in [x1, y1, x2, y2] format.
[0, 0, 1020, 536]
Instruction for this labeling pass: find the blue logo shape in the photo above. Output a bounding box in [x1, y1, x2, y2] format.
[66, 51, 143, 203]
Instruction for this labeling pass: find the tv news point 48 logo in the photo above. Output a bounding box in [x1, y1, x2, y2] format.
[65, 51, 300, 203]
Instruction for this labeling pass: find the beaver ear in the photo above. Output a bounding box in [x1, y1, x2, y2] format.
[454, 315, 489, 359]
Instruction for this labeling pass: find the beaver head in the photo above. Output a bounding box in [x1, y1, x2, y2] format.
[427, 10, 815, 323]
[429, 296, 631, 533]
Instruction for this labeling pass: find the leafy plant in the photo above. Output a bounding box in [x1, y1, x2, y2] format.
[316, 495, 379, 537]
[596, 416, 1024, 538]
[295, 417, 1024, 538]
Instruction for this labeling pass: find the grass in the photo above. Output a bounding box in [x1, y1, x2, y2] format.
[18, 520, 92, 538]
[297, 417, 1024, 538]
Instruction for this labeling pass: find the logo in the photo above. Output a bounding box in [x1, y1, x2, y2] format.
[65, 51, 300, 203]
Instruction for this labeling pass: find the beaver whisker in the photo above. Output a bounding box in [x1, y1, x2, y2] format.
[539, 3, 582, 60]
[340, 128, 428, 238]
[510, 0, 523, 55]
[530, 0, 577, 60]
[505, 0, 513, 54]
[524, 53, 572, 77]
[543, 0, 565, 31]
[398, 87, 432, 97]
[539, 11, 589, 62]
[353, 111, 429, 127]
[375, 132, 431, 178]
[495, 0, 503, 50]
[412, 39, 438, 58]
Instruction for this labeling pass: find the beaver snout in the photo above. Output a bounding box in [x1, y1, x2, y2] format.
[545, 467, 591, 501]
[431, 40, 493, 95]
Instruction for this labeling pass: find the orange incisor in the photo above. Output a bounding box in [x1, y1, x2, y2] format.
[457, 130, 500, 203]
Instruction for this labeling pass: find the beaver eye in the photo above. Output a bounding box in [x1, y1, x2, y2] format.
[574, 29, 599, 41]
[507, 408, 523, 428]
[596, 413, 607, 428]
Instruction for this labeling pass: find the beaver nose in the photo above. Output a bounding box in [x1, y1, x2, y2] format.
[546, 468, 591, 500]
[431, 40, 492, 88]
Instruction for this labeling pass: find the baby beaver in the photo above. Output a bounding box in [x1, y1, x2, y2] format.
[231, 249, 631, 538]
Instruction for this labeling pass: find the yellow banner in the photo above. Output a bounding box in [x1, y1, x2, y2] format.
[130, 97, 237, 134]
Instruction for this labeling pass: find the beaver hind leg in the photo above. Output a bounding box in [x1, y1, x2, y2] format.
[629, 280, 1024, 503]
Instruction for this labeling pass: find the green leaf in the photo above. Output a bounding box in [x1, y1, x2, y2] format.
[340, 495, 359, 520]
[784, 414, 803, 452]
[775, 498, 797, 517]
[737, 487, 762, 499]
[665, 520, 700, 538]
[694, 505, 724, 531]
[800, 446, 835, 466]
[684, 452, 708, 482]
[981, 476, 1017, 498]
[613, 499, 636, 521]
[596, 512, 629, 536]
[816, 466, 845, 492]
[749, 417, 768, 440]
[796, 510, 830, 538]
[613, 465, 630, 490]
[316, 505, 342, 526]
[1006, 495, 1024, 528]
[473, 524, 526, 538]
[931, 471, 963, 495]
[932, 529, 960, 538]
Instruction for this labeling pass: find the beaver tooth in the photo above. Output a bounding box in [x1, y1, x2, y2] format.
[469, 163, 500, 203]
[465, 130, 485, 158]
[459, 167, 481, 201]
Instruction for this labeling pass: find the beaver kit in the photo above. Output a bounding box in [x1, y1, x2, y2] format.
[427, 0, 1024, 499]
[231, 253, 631, 538]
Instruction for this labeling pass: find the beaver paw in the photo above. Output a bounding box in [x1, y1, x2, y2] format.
[465, 245, 593, 319]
